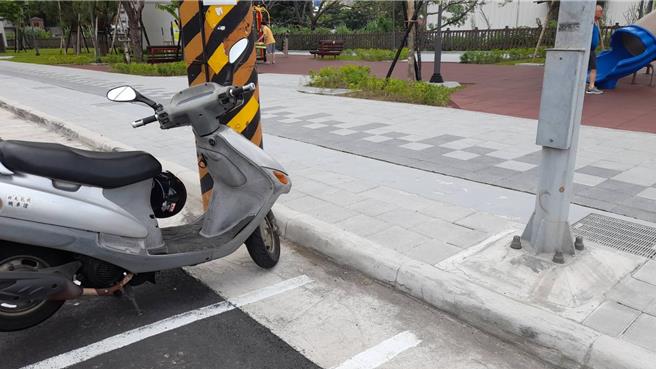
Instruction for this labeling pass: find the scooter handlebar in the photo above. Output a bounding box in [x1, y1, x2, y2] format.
[228, 83, 255, 98]
[132, 114, 158, 128]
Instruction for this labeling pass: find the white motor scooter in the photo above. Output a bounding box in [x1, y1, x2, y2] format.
[0, 39, 290, 331]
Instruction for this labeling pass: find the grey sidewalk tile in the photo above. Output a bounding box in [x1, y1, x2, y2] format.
[446, 155, 505, 172]
[611, 205, 656, 223]
[455, 213, 517, 233]
[292, 113, 332, 120]
[336, 214, 392, 238]
[331, 179, 378, 194]
[363, 135, 393, 143]
[573, 172, 607, 187]
[313, 188, 364, 207]
[403, 240, 463, 265]
[465, 146, 497, 156]
[400, 142, 433, 151]
[307, 203, 360, 224]
[284, 195, 333, 214]
[346, 198, 399, 217]
[414, 219, 488, 248]
[613, 167, 656, 187]
[439, 138, 482, 150]
[633, 260, 656, 286]
[583, 301, 640, 337]
[646, 300, 656, 316]
[494, 160, 536, 172]
[589, 159, 636, 172]
[607, 277, 656, 311]
[443, 150, 480, 161]
[421, 134, 465, 146]
[637, 187, 656, 201]
[368, 226, 429, 253]
[575, 187, 637, 204]
[513, 151, 543, 165]
[622, 314, 656, 352]
[572, 195, 617, 212]
[470, 166, 523, 181]
[620, 196, 656, 213]
[576, 165, 623, 179]
[417, 202, 476, 223]
[378, 209, 434, 229]
[596, 179, 646, 195]
[360, 187, 435, 210]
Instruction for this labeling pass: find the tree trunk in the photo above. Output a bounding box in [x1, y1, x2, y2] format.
[76, 15, 81, 55]
[407, 0, 415, 80]
[127, 15, 143, 61]
[122, 1, 145, 62]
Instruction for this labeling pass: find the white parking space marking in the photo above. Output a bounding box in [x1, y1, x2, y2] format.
[332, 331, 421, 369]
[21, 275, 313, 369]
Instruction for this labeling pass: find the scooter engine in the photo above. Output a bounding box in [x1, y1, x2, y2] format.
[150, 171, 187, 218]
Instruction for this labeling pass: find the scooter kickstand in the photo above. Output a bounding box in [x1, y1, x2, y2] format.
[122, 285, 143, 316]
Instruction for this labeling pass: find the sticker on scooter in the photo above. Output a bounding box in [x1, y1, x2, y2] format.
[6, 195, 30, 209]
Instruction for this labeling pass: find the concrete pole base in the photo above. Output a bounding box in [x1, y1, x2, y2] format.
[521, 211, 575, 257]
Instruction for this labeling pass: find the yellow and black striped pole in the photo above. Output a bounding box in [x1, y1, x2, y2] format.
[180, 0, 262, 209]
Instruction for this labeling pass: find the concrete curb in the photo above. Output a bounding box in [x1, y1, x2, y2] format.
[274, 206, 656, 369]
[3, 98, 655, 369]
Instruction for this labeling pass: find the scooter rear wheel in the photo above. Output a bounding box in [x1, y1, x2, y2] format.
[0, 244, 71, 332]
[245, 211, 280, 269]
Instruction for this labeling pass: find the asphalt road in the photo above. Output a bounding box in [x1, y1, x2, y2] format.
[1, 269, 319, 369]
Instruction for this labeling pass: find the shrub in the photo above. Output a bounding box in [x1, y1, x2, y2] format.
[460, 48, 546, 64]
[110, 61, 187, 76]
[338, 48, 409, 61]
[308, 65, 455, 107]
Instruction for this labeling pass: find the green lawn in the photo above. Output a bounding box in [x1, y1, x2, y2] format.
[0, 48, 110, 65]
[0, 48, 185, 76]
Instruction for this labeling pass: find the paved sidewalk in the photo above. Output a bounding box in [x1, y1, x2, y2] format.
[254, 55, 656, 133]
[2, 62, 656, 366]
[1, 62, 656, 224]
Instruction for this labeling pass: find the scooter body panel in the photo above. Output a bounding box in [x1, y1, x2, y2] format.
[0, 172, 158, 239]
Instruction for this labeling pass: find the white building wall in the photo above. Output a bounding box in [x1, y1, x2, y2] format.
[141, 1, 177, 46]
[427, 0, 644, 31]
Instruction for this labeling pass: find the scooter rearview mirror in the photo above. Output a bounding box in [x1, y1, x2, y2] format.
[107, 86, 137, 102]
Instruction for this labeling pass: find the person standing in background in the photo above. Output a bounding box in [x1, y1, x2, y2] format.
[587, 4, 604, 95]
[260, 20, 276, 64]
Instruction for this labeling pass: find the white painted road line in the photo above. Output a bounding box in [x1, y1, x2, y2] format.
[332, 331, 422, 369]
[21, 275, 313, 369]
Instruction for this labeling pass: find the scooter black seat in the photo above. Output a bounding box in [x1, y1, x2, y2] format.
[0, 140, 162, 188]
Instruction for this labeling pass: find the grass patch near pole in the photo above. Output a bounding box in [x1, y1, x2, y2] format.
[308, 65, 457, 107]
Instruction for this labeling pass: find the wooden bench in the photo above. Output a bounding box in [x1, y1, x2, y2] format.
[146, 45, 182, 64]
[309, 40, 344, 59]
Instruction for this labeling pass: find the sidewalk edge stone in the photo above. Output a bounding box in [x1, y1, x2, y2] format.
[273, 204, 656, 369]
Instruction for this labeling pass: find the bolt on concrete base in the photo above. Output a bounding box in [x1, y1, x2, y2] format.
[510, 235, 522, 249]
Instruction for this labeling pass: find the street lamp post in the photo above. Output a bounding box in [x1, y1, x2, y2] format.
[429, 3, 444, 83]
[520, 0, 596, 262]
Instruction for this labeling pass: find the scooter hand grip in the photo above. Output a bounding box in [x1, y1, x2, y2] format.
[228, 83, 255, 98]
[132, 115, 157, 128]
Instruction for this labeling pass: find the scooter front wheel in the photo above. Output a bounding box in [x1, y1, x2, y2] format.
[0, 244, 72, 332]
[245, 211, 280, 269]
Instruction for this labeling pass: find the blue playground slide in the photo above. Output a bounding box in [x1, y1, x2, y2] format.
[595, 25, 656, 89]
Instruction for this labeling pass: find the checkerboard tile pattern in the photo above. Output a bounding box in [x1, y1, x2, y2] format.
[262, 108, 656, 222]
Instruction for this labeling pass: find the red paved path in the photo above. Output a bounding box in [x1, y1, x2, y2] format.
[257, 55, 656, 134]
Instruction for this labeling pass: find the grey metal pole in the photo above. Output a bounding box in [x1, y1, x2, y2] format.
[430, 2, 444, 83]
[520, 0, 596, 263]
